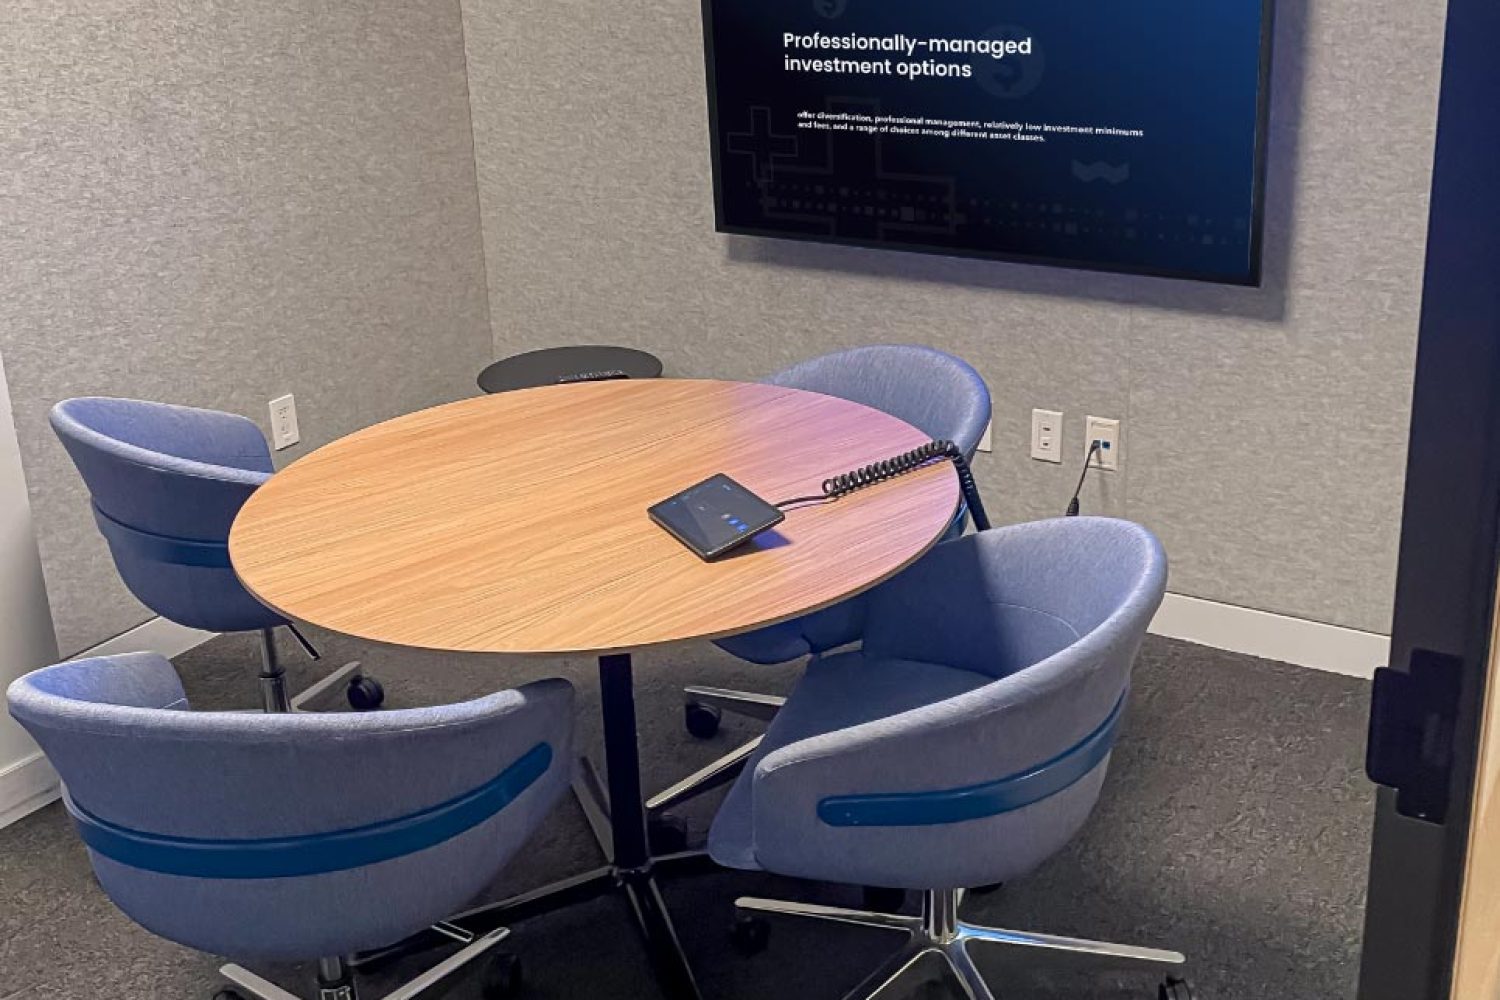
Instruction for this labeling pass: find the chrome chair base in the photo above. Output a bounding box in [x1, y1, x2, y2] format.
[646, 736, 761, 813]
[256, 628, 368, 715]
[220, 927, 512, 1000]
[287, 660, 365, 712]
[684, 685, 786, 723]
[736, 890, 1186, 1000]
[647, 687, 785, 817]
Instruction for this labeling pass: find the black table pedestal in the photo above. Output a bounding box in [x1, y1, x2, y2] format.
[446, 654, 712, 1000]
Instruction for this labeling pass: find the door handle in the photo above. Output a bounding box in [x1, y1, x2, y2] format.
[1367, 648, 1463, 823]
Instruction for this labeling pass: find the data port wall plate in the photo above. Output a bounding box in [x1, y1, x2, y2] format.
[1084, 415, 1120, 471]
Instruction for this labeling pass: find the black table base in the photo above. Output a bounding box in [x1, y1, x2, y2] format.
[360, 654, 714, 1000]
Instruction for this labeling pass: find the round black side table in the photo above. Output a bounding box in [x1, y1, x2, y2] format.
[477, 345, 663, 394]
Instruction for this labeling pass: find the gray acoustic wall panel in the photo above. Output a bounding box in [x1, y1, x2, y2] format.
[0, 2, 493, 654]
[461, 0, 1444, 634]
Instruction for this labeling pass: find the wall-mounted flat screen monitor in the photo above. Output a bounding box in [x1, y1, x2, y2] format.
[701, 0, 1274, 285]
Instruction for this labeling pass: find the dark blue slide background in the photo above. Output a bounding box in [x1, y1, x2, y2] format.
[702, 0, 1270, 283]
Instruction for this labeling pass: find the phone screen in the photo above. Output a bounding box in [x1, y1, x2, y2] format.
[647, 474, 785, 559]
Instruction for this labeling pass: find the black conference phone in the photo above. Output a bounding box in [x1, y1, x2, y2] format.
[648, 440, 990, 561]
[648, 474, 785, 560]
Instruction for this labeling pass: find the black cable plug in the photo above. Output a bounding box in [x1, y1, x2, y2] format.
[1066, 440, 1103, 516]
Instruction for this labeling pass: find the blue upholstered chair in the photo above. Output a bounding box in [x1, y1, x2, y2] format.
[708, 518, 1191, 1000]
[49, 397, 378, 713]
[7, 652, 575, 1000]
[649, 345, 991, 828]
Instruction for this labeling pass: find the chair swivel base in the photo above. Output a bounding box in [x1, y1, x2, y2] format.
[645, 686, 785, 818]
[217, 926, 516, 1000]
[735, 889, 1187, 1000]
[256, 627, 383, 715]
[684, 685, 786, 730]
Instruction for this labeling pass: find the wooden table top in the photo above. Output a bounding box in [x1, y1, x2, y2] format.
[230, 379, 959, 656]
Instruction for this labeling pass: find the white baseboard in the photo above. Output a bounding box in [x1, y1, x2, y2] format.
[75, 616, 217, 662]
[0, 617, 218, 830]
[1150, 592, 1388, 679]
[0, 750, 59, 829]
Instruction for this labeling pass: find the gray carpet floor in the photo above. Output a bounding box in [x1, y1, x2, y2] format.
[0, 632, 1373, 1000]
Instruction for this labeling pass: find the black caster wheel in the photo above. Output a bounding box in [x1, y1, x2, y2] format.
[862, 886, 907, 913]
[347, 676, 385, 711]
[212, 991, 247, 1000]
[685, 701, 722, 739]
[1159, 977, 1198, 1000]
[481, 951, 523, 999]
[730, 913, 770, 956]
[648, 812, 690, 854]
[969, 882, 1004, 895]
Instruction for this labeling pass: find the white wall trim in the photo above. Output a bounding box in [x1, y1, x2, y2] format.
[0, 617, 217, 829]
[0, 750, 60, 829]
[1150, 592, 1388, 679]
[74, 616, 217, 662]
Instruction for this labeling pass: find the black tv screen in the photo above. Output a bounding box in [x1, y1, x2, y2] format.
[701, 0, 1274, 285]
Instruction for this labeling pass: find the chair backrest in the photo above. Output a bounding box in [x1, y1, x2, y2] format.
[50, 398, 283, 631]
[750, 519, 1166, 889]
[864, 517, 1165, 684]
[7, 653, 574, 961]
[766, 344, 992, 458]
[715, 346, 992, 664]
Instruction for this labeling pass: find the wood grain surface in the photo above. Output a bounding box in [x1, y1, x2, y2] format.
[1451, 584, 1500, 1000]
[230, 379, 959, 656]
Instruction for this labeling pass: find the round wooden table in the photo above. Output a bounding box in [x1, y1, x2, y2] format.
[230, 379, 960, 999]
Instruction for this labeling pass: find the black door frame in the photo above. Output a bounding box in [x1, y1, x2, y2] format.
[1357, 0, 1500, 994]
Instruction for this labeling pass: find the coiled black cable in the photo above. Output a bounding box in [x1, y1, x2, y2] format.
[776, 439, 991, 531]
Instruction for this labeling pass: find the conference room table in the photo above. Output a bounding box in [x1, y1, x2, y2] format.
[229, 378, 960, 1000]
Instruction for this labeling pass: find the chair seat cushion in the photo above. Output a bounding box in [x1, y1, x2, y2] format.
[708, 651, 990, 870]
[712, 619, 812, 665]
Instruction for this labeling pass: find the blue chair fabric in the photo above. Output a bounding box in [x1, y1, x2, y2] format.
[715, 345, 992, 665]
[707, 517, 1167, 891]
[50, 397, 286, 634]
[7, 652, 574, 961]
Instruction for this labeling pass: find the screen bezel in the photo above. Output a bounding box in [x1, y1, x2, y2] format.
[699, 0, 1277, 287]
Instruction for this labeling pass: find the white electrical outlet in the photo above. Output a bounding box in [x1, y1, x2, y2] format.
[269, 394, 300, 450]
[1084, 415, 1120, 471]
[977, 419, 993, 453]
[1030, 409, 1063, 463]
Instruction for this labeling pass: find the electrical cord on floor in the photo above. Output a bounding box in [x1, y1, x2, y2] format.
[1066, 440, 1104, 516]
[775, 439, 991, 531]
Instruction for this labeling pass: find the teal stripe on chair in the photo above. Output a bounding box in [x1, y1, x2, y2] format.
[69, 743, 553, 879]
[816, 694, 1125, 828]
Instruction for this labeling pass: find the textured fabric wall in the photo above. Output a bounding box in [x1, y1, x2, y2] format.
[460, 0, 1444, 634]
[0, 2, 493, 654]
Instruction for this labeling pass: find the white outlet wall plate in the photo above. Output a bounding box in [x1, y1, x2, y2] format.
[269, 394, 300, 450]
[1031, 409, 1062, 463]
